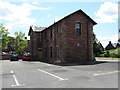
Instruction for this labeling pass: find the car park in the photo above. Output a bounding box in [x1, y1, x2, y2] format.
[2, 52, 10, 55]
[10, 53, 19, 61]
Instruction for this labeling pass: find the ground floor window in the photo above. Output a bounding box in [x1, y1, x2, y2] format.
[50, 46, 53, 57]
[56, 46, 59, 58]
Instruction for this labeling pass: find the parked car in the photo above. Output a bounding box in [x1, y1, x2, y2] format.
[22, 53, 31, 61]
[10, 53, 19, 61]
[2, 52, 10, 55]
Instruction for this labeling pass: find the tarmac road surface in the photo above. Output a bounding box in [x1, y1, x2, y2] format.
[1, 59, 119, 89]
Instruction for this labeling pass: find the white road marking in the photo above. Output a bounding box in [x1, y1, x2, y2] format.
[56, 66, 74, 70]
[94, 71, 120, 76]
[40, 62, 74, 70]
[11, 71, 25, 87]
[38, 69, 68, 81]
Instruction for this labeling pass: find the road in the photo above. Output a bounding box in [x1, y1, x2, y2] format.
[1, 59, 119, 88]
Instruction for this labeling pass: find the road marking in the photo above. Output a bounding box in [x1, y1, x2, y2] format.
[56, 66, 74, 70]
[40, 62, 74, 70]
[97, 71, 102, 72]
[38, 69, 68, 81]
[94, 71, 120, 76]
[11, 71, 25, 87]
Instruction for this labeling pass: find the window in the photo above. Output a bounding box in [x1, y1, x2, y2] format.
[56, 26, 58, 33]
[56, 46, 59, 57]
[38, 48, 42, 51]
[50, 46, 53, 57]
[44, 31, 46, 37]
[45, 47, 47, 57]
[43, 31, 47, 41]
[40, 33, 42, 42]
[75, 22, 81, 35]
[50, 29, 52, 39]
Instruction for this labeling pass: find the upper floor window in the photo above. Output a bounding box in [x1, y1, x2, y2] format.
[50, 29, 52, 39]
[40, 33, 42, 42]
[44, 31, 47, 41]
[75, 22, 81, 35]
[56, 26, 59, 34]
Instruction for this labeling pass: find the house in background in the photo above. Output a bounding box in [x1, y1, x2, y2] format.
[105, 41, 120, 50]
[112, 43, 120, 49]
[8, 37, 16, 51]
[28, 9, 97, 64]
[28, 25, 46, 60]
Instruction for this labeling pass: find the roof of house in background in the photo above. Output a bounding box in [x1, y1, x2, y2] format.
[112, 43, 118, 47]
[31, 25, 46, 32]
[28, 25, 46, 35]
[105, 41, 120, 50]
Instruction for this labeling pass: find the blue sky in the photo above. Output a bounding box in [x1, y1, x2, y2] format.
[0, 0, 119, 47]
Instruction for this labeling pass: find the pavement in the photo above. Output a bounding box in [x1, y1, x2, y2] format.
[1, 59, 119, 89]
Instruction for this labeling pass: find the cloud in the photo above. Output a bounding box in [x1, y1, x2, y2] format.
[1, 0, 119, 2]
[94, 2, 118, 23]
[119, 3, 120, 18]
[97, 34, 118, 47]
[0, 1, 51, 31]
[32, 1, 41, 5]
[48, 14, 52, 17]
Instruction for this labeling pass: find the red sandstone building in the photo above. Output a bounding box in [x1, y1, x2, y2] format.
[28, 9, 97, 64]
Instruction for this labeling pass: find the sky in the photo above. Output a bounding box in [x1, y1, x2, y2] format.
[0, 0, 119, 47]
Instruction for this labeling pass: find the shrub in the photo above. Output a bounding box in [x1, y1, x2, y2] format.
[100, 48, 120, 58]
[103, 51, 110, 57]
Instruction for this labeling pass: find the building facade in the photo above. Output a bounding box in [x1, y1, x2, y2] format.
[28, 10, 97, 63]
[28, 25, 46, 60]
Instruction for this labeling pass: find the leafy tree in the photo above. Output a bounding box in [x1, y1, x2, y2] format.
[0, 23, 9, 49]
[118, 39, 120, 42]
[14, 31, 27, 54]
[93, 32, 103, 57]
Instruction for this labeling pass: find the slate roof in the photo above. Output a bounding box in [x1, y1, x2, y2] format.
[28, 25, 46, 35]
[28, 9, 97, 35]
[42, 9, 97, 32]
[112, 43, 118, 47]
[105, 41, 120, 50]
[31, 25, 46, 32]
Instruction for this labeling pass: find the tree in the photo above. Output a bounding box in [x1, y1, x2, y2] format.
[118, 39, 120, 42]
[14, 31, 27, 54]
[93, 32, 103, 57]
[0, 23, 9, 49]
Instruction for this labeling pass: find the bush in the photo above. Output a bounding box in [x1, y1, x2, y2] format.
[109, 53, 118, 58]
[100, 48, 120, 58]
[102, 51, 110, 57]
